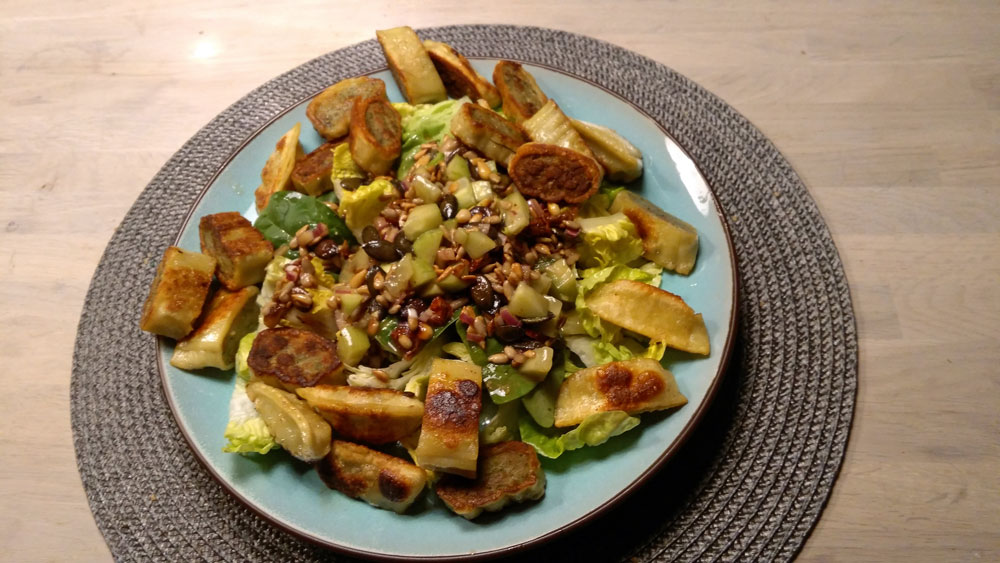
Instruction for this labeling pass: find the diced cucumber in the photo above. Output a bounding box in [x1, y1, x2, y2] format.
[530, 272, 553, 295]
[560, 310, 586, 336]
[460, 229, 497, 259]
[471, 180, 494, 203]
[413, 228, 443, 263]
[339, 293, 365, 316]
[438, 274, 471, 292]
[540, 296, 562, 337]
[337, 325, 370, 366]
[384, 255, 414, 299]
[501, 189, 530, 236]
[411, 257, 437, 288]
[517, 346, 554, 382]
[453, 178, 476, 209]
[507, 282, 550, 319]
[403, 203, 443, 240]
[418, 283, 445, 298]
[542, 257, 578, 302]
[412, 175, 442, 203]
[446, 154, 471, 181]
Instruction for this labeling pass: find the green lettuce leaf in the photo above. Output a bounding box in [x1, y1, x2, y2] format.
[518, 410, 640, 459]
[577, 213, 644, 268]
[330, 142, 365, 181]
[222, 378, 277, 455]
[336, 178, 398, 239]
[234, 331, 257, 381]
[253, 191, 354, 252]
[393, 97, 467, 177]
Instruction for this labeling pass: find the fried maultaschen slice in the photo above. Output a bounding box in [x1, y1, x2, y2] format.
[291, 142, 339, 196]
[139, 246, 216, 340]
[199, 212, 274, 290]
[246, 380, 331, 462]
[376, 26, 447, 104]
[255, 123, 304, 211]
[586, 280, 709, 355]
[171, 286, 259, 370]
[554, 358, 687, 427]
[317, 440, 428, 513]
[435, 441, 546, 519]
[520, 100, 594, 158]
[610, 191, 698, 274]
[571, 119, 644, 183]
[247, 327, 345, 391]
[508, 142, 602, 204]
[306, 77, 387, 141]
[296, 385, 424, 445]
[423, 40, 501, 107]
[449, 103, 527, 168]
[414, 358, 482, 478]
[349, 96, 402, 176]
[492, 61, 548, 124]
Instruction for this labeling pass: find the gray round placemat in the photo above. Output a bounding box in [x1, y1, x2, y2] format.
[72, 25, 857, 562]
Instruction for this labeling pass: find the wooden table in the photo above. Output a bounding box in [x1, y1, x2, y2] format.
[2, 2, 997, 561]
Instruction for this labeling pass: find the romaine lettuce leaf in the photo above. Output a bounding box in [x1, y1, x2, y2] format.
[234, 331, 257, 381]
[336, 178, 397, 239]
[518, 410, 640, 459]
[393, 97, 467, 177]
[577, 213, 644, 268]
[222, 378, 277, 455]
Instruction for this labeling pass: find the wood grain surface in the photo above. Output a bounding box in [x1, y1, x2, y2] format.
[1, 1, 998, 561]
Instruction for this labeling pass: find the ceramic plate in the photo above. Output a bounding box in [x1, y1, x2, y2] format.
[160, 59, 737, 561]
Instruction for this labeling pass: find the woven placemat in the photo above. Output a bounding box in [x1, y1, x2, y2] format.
[72, 25, 857, 562]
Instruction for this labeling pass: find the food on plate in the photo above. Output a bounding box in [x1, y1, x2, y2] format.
[435, 441, 545, 519]
[449, 102, 527, 167]
[247, 327, 345, 390]
[585, 280, 710, 355]
[148, 29, 716, 520]
[245, 380, 332, 462]
[553, 358, 687, 427]
[291, 142, 338, 196]
[171, 286, 259, 370]
[317, 440, 428, 513]
[571, 118, 644, 183]
[376, 26, 447, 104]
[306, 77, 387, 141]
[610, 190, 698, 274]
[521, 100, 595, 159]
[414, 359, 482, 478]
[296, 385, 424, 444]
[139, 246, 216, 339]
[199, 212, 275, 290]
[349, 96, 403, 176]
[508, 142, 603, 203]
[492, 60, 548, 124]
[423, 40, 501, 107]
[255, 123, 304, 211]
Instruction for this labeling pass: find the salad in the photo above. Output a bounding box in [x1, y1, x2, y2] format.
[140, 26, 709, 520]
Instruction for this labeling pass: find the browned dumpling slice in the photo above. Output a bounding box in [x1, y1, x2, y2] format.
[492, 60, 548, 124]
[414, 358, 482, 478]
[507, 142, 602, 204]
[296, 385, 423, 445]
[553, 358, 688, 428]
[170, 286, 259, 370]
[306, 77, 387, 141]
[317, 440, 428, 513]
[199, 212, 274, 290]
[435, 441, 546, 519]
[585, 280, 709, 355]
[609, 191, 697, 275]
[247, 327, 344, 391]
[376, 26, 447, 104]
[255, 123, 304, 211]
[449, 103, 526, 168]
[139, 246, 216, 340]
[349, 96, 402, 176]
[423, 40, 501, 107]
[245, 381, 331, 462]
[291, 142, 339, 196]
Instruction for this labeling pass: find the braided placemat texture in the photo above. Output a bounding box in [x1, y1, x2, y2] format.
[72, 25, 857, 562]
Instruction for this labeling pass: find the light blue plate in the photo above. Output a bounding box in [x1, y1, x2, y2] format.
[160, 59, 737, 561]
